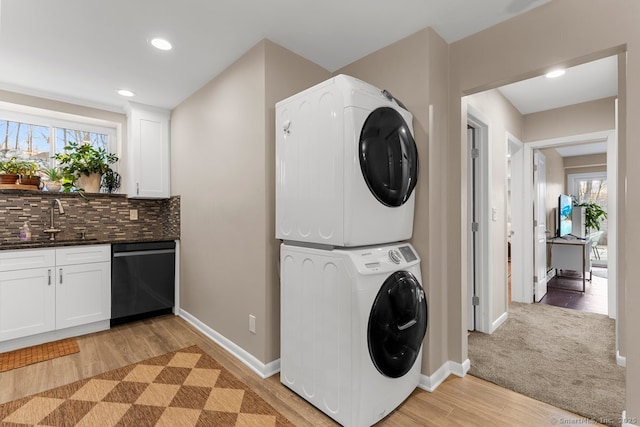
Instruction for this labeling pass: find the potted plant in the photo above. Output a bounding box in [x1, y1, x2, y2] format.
[101, 169, 121, 194]
[577, 201, 607, 232]
[17, 161, 41, 188]
[0, 157, 21, 184]
[42, 167, 63, 192]
[53, 141, 119, 193]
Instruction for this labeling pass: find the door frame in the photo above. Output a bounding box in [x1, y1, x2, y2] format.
[467, 105, 492, 333]
[507, 133, 533, 303]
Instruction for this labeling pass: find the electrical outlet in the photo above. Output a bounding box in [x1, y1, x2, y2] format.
[130, 209, 138, 220]
[249, 315, 256, 334]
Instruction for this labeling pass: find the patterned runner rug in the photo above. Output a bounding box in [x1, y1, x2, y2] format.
[0, 345, 294, 426]
[0, 338, 79, 373]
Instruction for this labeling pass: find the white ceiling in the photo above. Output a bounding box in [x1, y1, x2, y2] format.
[497, 55, 618, 158]
[498, 55, 618, 115]
[0, 0, 552, 111]
[0, 0, 617, 159]
[554, 142, 609, 158]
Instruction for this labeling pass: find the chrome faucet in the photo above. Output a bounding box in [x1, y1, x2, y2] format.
[43, 199, 65, 240]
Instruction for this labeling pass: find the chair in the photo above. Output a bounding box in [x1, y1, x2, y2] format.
[589, 230, 604, 260]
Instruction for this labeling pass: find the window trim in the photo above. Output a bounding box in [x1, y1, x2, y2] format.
[567, 171, 607, 202]
[0, 101, 122, 172]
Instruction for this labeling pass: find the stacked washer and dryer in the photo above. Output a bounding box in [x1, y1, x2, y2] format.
[276, 75, 428, 427]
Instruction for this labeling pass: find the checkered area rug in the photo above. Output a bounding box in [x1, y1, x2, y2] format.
[0, 345, 294, 426]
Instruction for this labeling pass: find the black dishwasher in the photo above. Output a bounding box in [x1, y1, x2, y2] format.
[111, 241, 176, 326]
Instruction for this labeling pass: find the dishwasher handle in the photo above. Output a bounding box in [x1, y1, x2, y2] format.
[113, 249, 175, 258]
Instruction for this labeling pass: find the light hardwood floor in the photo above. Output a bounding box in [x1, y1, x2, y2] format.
[0, 315, 601, 426]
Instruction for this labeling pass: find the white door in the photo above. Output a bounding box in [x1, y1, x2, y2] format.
[533, 150, 547, 302]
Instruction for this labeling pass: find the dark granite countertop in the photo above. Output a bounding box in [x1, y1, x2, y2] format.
[0, 236, 180, 251]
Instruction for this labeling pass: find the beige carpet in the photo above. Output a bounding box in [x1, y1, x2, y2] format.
[0, 345, 294, 426]
[468, 302, 624, 427]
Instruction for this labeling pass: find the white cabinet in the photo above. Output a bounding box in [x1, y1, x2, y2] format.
[0, 267, 56, 341]
[0, 245, 111, 345]
[126, 102, 170, 198]
[55, 245, 111, 330]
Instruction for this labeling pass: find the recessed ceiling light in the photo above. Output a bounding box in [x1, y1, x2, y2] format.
[150, 38, 172, 51]
[117, 89, 135, 97]
[545, 69, 566, 79]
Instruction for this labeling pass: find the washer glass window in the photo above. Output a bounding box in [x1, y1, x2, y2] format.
[359, 107, 418, 207]
[367, 271, 428, 378]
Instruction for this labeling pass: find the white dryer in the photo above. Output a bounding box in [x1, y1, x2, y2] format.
[280, 242, 427, 427]
[275, 74, 419, 247]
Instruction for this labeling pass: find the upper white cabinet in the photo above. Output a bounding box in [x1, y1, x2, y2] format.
[126, 102, 171, 198]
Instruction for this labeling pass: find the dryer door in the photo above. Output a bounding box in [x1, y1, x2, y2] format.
[367, 270, 428, 378]
[359, 107, 418, 207]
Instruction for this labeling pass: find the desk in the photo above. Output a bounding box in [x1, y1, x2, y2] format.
[547, 237, 592, 292]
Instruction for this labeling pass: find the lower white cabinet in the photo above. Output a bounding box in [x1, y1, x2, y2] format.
[0, 267, 55, 341]
[0, 245, 111, 344]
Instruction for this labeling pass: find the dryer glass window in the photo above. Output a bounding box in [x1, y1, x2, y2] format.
[367, 271, 428, 378]
[359, 107, 418, 207]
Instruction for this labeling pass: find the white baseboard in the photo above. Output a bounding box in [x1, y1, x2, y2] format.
[617, 351, 626, 367]
[622, 410, 639, 427]
[418, 359, 470, 392]
[178, 309, 280, 379]
[490, 311, 508, 333]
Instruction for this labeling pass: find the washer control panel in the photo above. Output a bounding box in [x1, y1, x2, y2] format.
[350, 244, 419, 273]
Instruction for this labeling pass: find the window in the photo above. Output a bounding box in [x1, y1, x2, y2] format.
[0, 105, 118, 173]
[568, 172, 608, 264]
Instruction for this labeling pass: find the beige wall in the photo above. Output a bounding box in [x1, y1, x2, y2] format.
[449, 0, 639, 417]
[524, 97, 616, 142]
[466, 89, 523, 324]
[171, 43, 269, 361]
[171, 40, 330, 364]
[337, 28, 451, 375]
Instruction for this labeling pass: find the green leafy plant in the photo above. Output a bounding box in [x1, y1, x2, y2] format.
[17, 161, 38, 177]
[41, 167, 63, 182]
[0, 157, 22, 175]
[577, 202, 607, 231]
[101, 169, 121, 194]
[53, 142, 118, 192]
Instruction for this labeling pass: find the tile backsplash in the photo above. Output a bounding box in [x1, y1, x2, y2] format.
[0, 191, 180, 243]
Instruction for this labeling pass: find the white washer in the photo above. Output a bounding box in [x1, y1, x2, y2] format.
[275, 74, 419, 247]
[280, 242, 427, 427]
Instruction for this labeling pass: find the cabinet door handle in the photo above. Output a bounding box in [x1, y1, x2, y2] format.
[59, 268, 63, 284]
[48, 269, 51, 286]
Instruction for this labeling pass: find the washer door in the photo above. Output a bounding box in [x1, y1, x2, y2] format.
[359, 107, 418, 207]
[367, 271, 428, 378]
